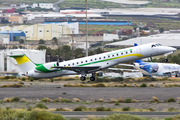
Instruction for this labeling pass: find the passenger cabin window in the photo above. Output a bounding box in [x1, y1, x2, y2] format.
[77, 62, 79, 64]
[81, 61, 83, 63]
[68, 64, 70, 66]
[121, 53, 123, 55]
[108, 56, 110, 58]
[130, 51, 132, 53]
[64, 65, 66, 67]
[117, 54, 118, 56]
[85, 60, 87, 62]
[126, 52, 128, 54]
[99, 57, 101, 59]
[91, 59, 92, 61]
[112, 55, 114, 57]
[72, 63, 74, 65]
[95, 58, 97, 60]
[104, 56, 106, 59]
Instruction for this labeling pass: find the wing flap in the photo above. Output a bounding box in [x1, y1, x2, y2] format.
[52, 66, 101, 73]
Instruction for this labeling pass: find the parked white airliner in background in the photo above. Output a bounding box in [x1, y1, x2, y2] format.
[9, 43, 176, 81]
[114, 60, 180, 77]
[133, 60, 180, 77]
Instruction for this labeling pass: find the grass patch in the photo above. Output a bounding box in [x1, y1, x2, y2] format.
[73, 106, 87, 111]
[12, 97, 20, 102]
[93, 83, 106, 87]
[124, 98, 132, 103]
[34, 103, 48, 109]
[168, 107, 177, 112]
[60, 99, 72, 103]
[1, 84, 23, 88]
[41, 97, 51, 102]
[122, 107, 130, 111]
[114, 102, 120, 106]
[0, 109, 66, 120]
[167, 98, 176, 103]
[151, 96, 158, 103]
[88, 113, 149, 120]
[96, 107, 111, 111]
[58, 0, 120, 9]
[140, 83, 147, 87]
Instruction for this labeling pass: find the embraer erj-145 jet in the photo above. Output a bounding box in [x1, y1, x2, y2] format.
[10, 43, 176, 81]
[133, 60, 180, 77]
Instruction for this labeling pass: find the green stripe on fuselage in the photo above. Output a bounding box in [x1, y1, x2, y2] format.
[35, 64, 50, 72]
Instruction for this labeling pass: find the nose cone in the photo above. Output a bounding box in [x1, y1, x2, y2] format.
[167, 46, 177, 52]
[161, 46, 177, 54]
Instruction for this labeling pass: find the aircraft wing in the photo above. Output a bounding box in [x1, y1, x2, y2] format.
[118, 64, 135, 67]
[108, 68, 139, 72]
[52, 66, 101, 73]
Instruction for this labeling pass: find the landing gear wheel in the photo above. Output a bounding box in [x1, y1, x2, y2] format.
[164, 59, 168, 62]
[176, 74, 179, 77]
[80, 76, 86, 81]
[90, 77, 95, 81]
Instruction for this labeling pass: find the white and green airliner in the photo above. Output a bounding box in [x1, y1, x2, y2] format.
[10, 43, 176, 81]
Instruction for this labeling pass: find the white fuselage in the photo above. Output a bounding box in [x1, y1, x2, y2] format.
[25, 43, 177, 78]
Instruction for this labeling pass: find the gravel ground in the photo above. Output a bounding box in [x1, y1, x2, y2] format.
[0, 81, 180, 111]
[0, 84, 179, 101]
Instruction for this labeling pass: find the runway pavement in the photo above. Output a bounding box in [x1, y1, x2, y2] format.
[0, 84, 180, 101]
[51, 111, 180, 119]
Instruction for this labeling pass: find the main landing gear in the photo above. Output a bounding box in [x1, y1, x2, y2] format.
[90, 72, 96, 81]
[164, 58, 168, 62]
[80, 72, 96, 81]
[80, 76, 86, 81]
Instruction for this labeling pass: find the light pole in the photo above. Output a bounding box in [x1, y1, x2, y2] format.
[71, 28, 75, 50]
[56, 55, 59, 61]
[85, 0, 88, 56]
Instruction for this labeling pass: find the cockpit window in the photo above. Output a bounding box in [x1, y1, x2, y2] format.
[155, 44, 161, 47]
[152, 44, 156, 47]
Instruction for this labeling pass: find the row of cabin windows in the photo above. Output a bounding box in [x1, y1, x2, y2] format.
[63, 50, 132, 67]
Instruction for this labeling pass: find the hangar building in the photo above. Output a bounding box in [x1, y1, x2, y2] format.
[0, 31, 26, 41]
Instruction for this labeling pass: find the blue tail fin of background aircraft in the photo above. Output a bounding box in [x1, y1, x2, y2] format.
[135, 59, 143, 63]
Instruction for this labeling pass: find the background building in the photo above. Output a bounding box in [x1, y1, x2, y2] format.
[0, 22, 79, 40]
[8, 16, 24, 24]
[0, 31, 26, 41]
[39, 3, 54, 9]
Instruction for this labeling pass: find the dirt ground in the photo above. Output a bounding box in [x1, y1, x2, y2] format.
[0, 80, 180, 111]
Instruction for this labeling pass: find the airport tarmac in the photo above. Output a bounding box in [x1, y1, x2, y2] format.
[1, 82, 180, 112]
[0, 83, 180, 101]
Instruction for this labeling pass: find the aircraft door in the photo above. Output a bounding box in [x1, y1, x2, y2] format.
[136, 47, 141, 57]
